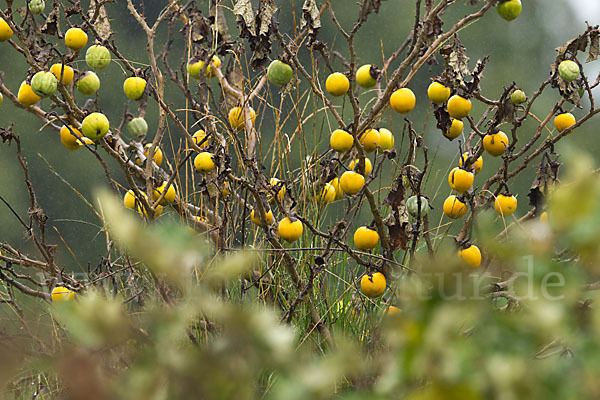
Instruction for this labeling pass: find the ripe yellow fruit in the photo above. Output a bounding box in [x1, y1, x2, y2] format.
[378, 128, 394, 150]
[60, 125, 84, 151]
[359, 129, 380, 153]
[192, 129, 209, 148]
[539, 211, 548, 223]
[330, 129, 354, 153]
[427, 82, 451, 105]
[135, 144, 163, 166]
[278, 217, 304, 243]
[354, 226, 379, 251]
[123, 76, 147, 100]
[17, 81, 41, 106]
[447, 95, 472, 119]
[554, 112, 576, 133]
[325, 72, 350, 97]
[0, 17, 14, 42]
[187, 55, 221, 79]
[81, 112, 109, 140]
[124, 190, 161, 218]
[153, 181, 176, 205]
[251, 208, 274, 226]
[360, 272, 386, 298]
[320, 183, 336, 204]
[390, 88, 416, 113]
[329, 177, 344, 200]
[458, 245, 482, 268]
[64, 27, 88, 51]
[445, 119, 464, 139]
[340, 171, 365, 195]
[123, 190, 138, 209]
[459, 152, 483, 174]
[51, 286, 75, 302]
[483, 131, 509, 157]
[448, 167, 474, 193]
[349, 158, 372, 175]
[356, 64, 376, 88]
[50, 63, 74, 85]
[443, 195, 468, 219]
[228, 106, 257, 131]
[194, 152, 215, 173]
[386, 305, 402, 316]
[269, 178, 286, 203]
[494, 194, 517, 217]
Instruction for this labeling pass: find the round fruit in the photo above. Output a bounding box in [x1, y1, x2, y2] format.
[269, 178, 286, 203]
[194, 152, 215, 173]
[320, 183, 336, 204]
[134, 145, 163, 166]
[81, 112, 109, 140]
[251, 208, 274, 226]
[497, 0, 522, 21]
[558, 60, 580, 82]
[17, 81, 41, 106]
[50, 63, 74, 85]
[360, 272, 386, 298]
[278, 217, 304, 243]
[28, 0, 45, 14]
[386, 306, 402, 316]
[390, 88, 416, 113]
[359, 129, 380, 153]
[65, 27, 87, 50]
[445, 119, 464, 139]
[85, 45, 111, 71]
[510, 89, 527, 105]
[447, 95, 472, 119]
[340, 171, 365, 195]
[153, 182, 176, 205]
[60, 125, 84, 151]
[448, 167, 474, 193]
[31, 71, 57, 98]
[427, 82, 451, 105]
[76, 71, 100, 96]
[539, 211, 548, 223]
[554, 112, 576, 133]
[0, 92, 3, 106]
[354, 226, 379, 251]
[356, 64, 376, 88]
[267, 60, 293, 86]
[349, 158, 372, 175]
[406, 195, 429, 218]
[483, 131, 509, 157]
[459, 152, 483, 174]
[378, 128, 394, 150]
[187, 56, 221, 79]
[494, 194, 517, 216]
[123, 76, 147, 100]
[51, 286, 75, 302]
[0, 17, 14, 42]
[330, 129, 354, 153]
[127, 117, 148, 138]
[443, 195, 468, 219]
[192, 129, 210, 148]
[325, 72, 350, 97]
[228, 106, 257, 131]
[329, 177, 344, 200]
[458, 245, 482, 268]
[123, 190, 136, 209]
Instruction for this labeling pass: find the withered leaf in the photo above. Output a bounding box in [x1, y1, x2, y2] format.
[234, 0, 256, 36]
[258, 0, 278, 36]
[587, 30, 599, 62]
[41, 6, 60, 36]
[358, 0, 382, 24]
[300, 0, 321, 43]
[88, 0, 112, 40]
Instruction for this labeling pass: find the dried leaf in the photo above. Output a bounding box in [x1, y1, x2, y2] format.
[383, 175, 409, 250]
[234, 0, 256, 37]
[300, 0, 321, 43]
[88, 0, 112, 41]
[587, 30, 599, 62]
[189, 7, 211, 44]
[447, 36, 470, 86]
[41, 6, 60, 36]
[358, 0, 382, 24]
[258, 0, 278, 36]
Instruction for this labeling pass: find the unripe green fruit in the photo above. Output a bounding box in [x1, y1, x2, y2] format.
[28, 0, 45, 15]
[127, 117, 148, 138]
[497, 0, 522, 21]
[267, 60, 293, 86]
[558, 60, 580, 82]
[85, 45, 111, 71]
[510, 89, 526, 105]
[82, 112, 109, 140]
[31, 71, 57, 98]
[76, 71, 100, 96]
[406, 195, 429, 217]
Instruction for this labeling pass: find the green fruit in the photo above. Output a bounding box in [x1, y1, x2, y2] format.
[127, 117, 148, 138]
[497, 0, 522, 21]
[0, 92, 3, 106]
[82, 112, 109, 140]
[28, 0, 45, 14]
[267, 60, 293, 86]
[510, 89, 526, 105]
[76, 71, 100, 96]
[558, 60, 580, 82]
[406, 195, 429, 217]
[31, 71, 57, 98]
[85, 45, 111, 71]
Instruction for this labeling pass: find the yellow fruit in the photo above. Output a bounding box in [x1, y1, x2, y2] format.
[123, 76, 147, 100]
[445, 119, 464, 139]
[76, 71, 100, 96]
[390, 88, 416, 113]
[153, 182, 176, 205]
[51, 286, 75, 302]
[123, 189, 143, 209]
[329, 177, 344, 200]
[359, 129, 380, 153]
[17, 81, 41, 106]
[459, 152, 483, 174]
[192, 129, 209, 148]
[554, 112, 576, 133]
[443, 195, 468, 219]
[349, 158, 372, 175]
[340, 171, 365, 195]
[354, 226, 379, 251]
[378, 128, 394, 150]
[356, 64, 376, 88]
[228, 106, 257, 131]
[325, 72, 350, 97]
[187, 56, 221, 79]
[251, 208, 274, 226]
[0, 17, 13, 42]
[386, 306, 402, 316]
[539, 211, 548, 223]
[60, 125, 84, 151]
[494, 194, 517, 217]
[193, 152, 215, 173]
[360, 272, 386, 298]
[427, 82, 451, 105]
[81, 112, 109, 140]
[497, 0, 522, 21]
[135, 144, 163, 166]
[330, 129, 354, 153]
[448, 167, 474, 193]
[483, 131, 509, 157]
[447, 95, 472, 119]
[320, 183, 336, 204]
[458, 245, 482, 268]
[269, 178, 286, 203]
[278, 217, 304, 243]
[64, 27, 88, 51]
[50, 63, 74, 85]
